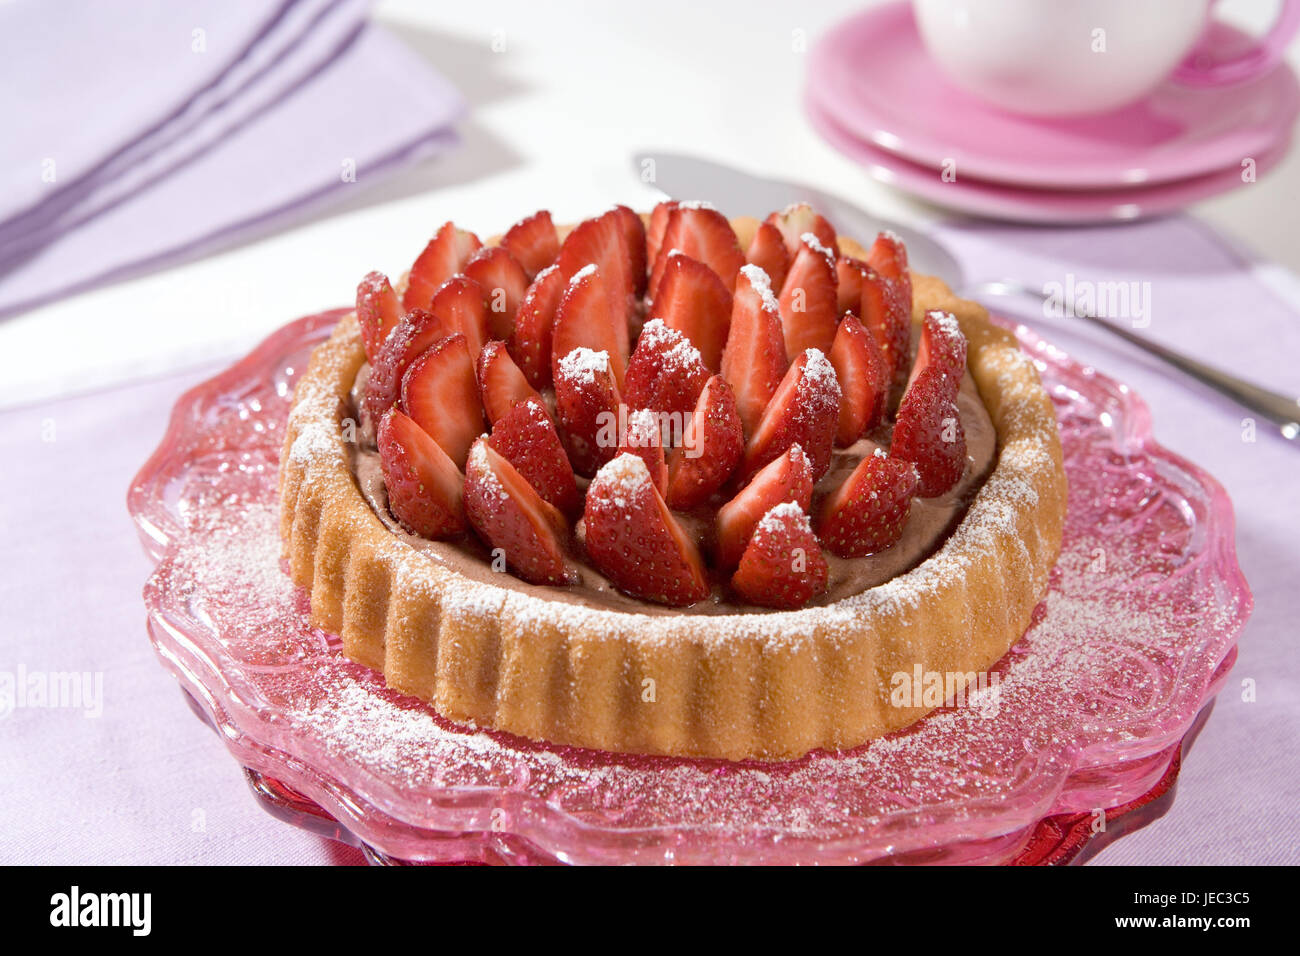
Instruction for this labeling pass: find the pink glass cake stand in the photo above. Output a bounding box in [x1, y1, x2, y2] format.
[127, 309, 1251, 865]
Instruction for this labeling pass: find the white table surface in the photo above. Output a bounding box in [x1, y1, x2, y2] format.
[3, 0, 1296, 865]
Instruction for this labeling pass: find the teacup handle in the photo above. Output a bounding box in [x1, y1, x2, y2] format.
[1173, 0, 1300, 86]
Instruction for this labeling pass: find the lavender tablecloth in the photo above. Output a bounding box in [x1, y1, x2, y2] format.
[1, 213, 1296, 865]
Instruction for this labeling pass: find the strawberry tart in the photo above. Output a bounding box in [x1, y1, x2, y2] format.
[280, 202, 1066, 760]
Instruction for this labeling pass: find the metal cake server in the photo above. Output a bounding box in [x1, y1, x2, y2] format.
[634, 151, 1300, 441]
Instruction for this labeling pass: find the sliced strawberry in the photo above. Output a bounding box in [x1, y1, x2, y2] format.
[859, 268, 912, 387]
[356, 271, 401, 363]
[611, 204, 648, 297]
[765, 203, 837, 262]
[618, 406, 668, 496]
[909, 309, 968, 393]
[623, 318, 711, 416]
[777, 232, 839, 360]
[364, 308, 446, 425]
[835, 256, 869, 317]
[815, 452, 919, 557]
[746, 220, 791, 293]
[891, 364, 967, 497]
[646, 199, 679, 267]
[477, 339, 542, 424]
[721, 264, 789, 437]
[428, 275, 490, 362]
[714, 445, 814, 569]
[508, 264, 563, 389]
[866, 230, 912, 306]
[551, 264, 630, 388]
[464, 438, 572, 585]
[650, 203, 745, 296]
[376, 406, 465, 539]
[829, 314, 889, 445]
[665, 374, 744, 509]
[500, 209, 560, 280]
[648, 253, 732, 370]
[400, 334, 484, 469]
[731, 502, 828, 610]
[463, 245, 530, 341]
[582, 454, 709, 606]
[743, 347, 842, 482]
[488, 396, 581, 517]
[557, 208, 638, 322]
[403, 222, 482, 312]
[553, 346, 623, 477]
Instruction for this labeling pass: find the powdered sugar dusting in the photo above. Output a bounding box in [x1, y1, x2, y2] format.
[636, 318, 703, 374]
[757, 500, 810, 537]
[740, 263, 780, 313]
[557, 347, 609, 386]
[589, 452, 650, 508]
[800, 231, 835, 263]
[569, 263, 597, 285]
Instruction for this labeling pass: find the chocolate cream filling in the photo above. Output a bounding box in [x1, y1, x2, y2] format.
[347, 363, 996, 616]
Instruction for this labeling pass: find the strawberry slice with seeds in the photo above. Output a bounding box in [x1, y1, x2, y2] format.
[866, 230, 912, 306]
[558, 208, 639, 322]
[859, 268, 912, 388]
[648, 252, 732, 370]
[714, 444, 814, 569]
[721, 264, 789, 437]
[731, 501, 828, 610]
[554, 346, 623, 477]
[909, 309, 968, 393]
[551, 264, 630, 388]
[501, 209, 560, 280]
[477, 339, 542, 424]
[376, 406, 465, 539]
[356, 271, 401, 363]
[488, 396, 581, 517]
[508, 263, 564, 389]
[816, 451, 919, 557]
[403, 222, 482, 312]
[611, 204, 648, 297]
[835, 256, 869, 317]
[464, 245, 530, 341]
[464, 438, 572, 586]
[829, 314, 889, 445]
[400, 334, 485, 469]
[364, 308, 447, 425]
[765, 203, 837, 262]
[583, 454, 710, 606]
[646, 199, 679, 267]
[623, 318, 711, 416]
[743, 347, 842, 482]
[428, 275, 490, 362]
[650, 203, 745, 296]
[746, 220, 791, 293]
[618, 406, 668, 496]
[891, 364, 967, 497]
[665, 374, 744, 509]
[777, 232, 839, 360]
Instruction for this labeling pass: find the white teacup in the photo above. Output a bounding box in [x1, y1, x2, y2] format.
[912, 0, 1300, 116]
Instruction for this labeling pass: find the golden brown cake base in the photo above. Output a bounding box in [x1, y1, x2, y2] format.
[278, 226, 1067, 761]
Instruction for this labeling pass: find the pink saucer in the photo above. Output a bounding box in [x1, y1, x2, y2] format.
[808, 95, 1288, 223]
[810, 2, 1300, 190]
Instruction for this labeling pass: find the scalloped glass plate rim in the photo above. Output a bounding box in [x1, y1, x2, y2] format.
[128, 310, 1252, 864]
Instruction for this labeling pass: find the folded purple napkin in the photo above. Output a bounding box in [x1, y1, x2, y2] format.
[0, 1, 464, 318]
[0, 0, 369, 251]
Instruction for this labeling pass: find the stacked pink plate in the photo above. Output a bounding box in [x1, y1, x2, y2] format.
[807, 2, 1299, 222]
